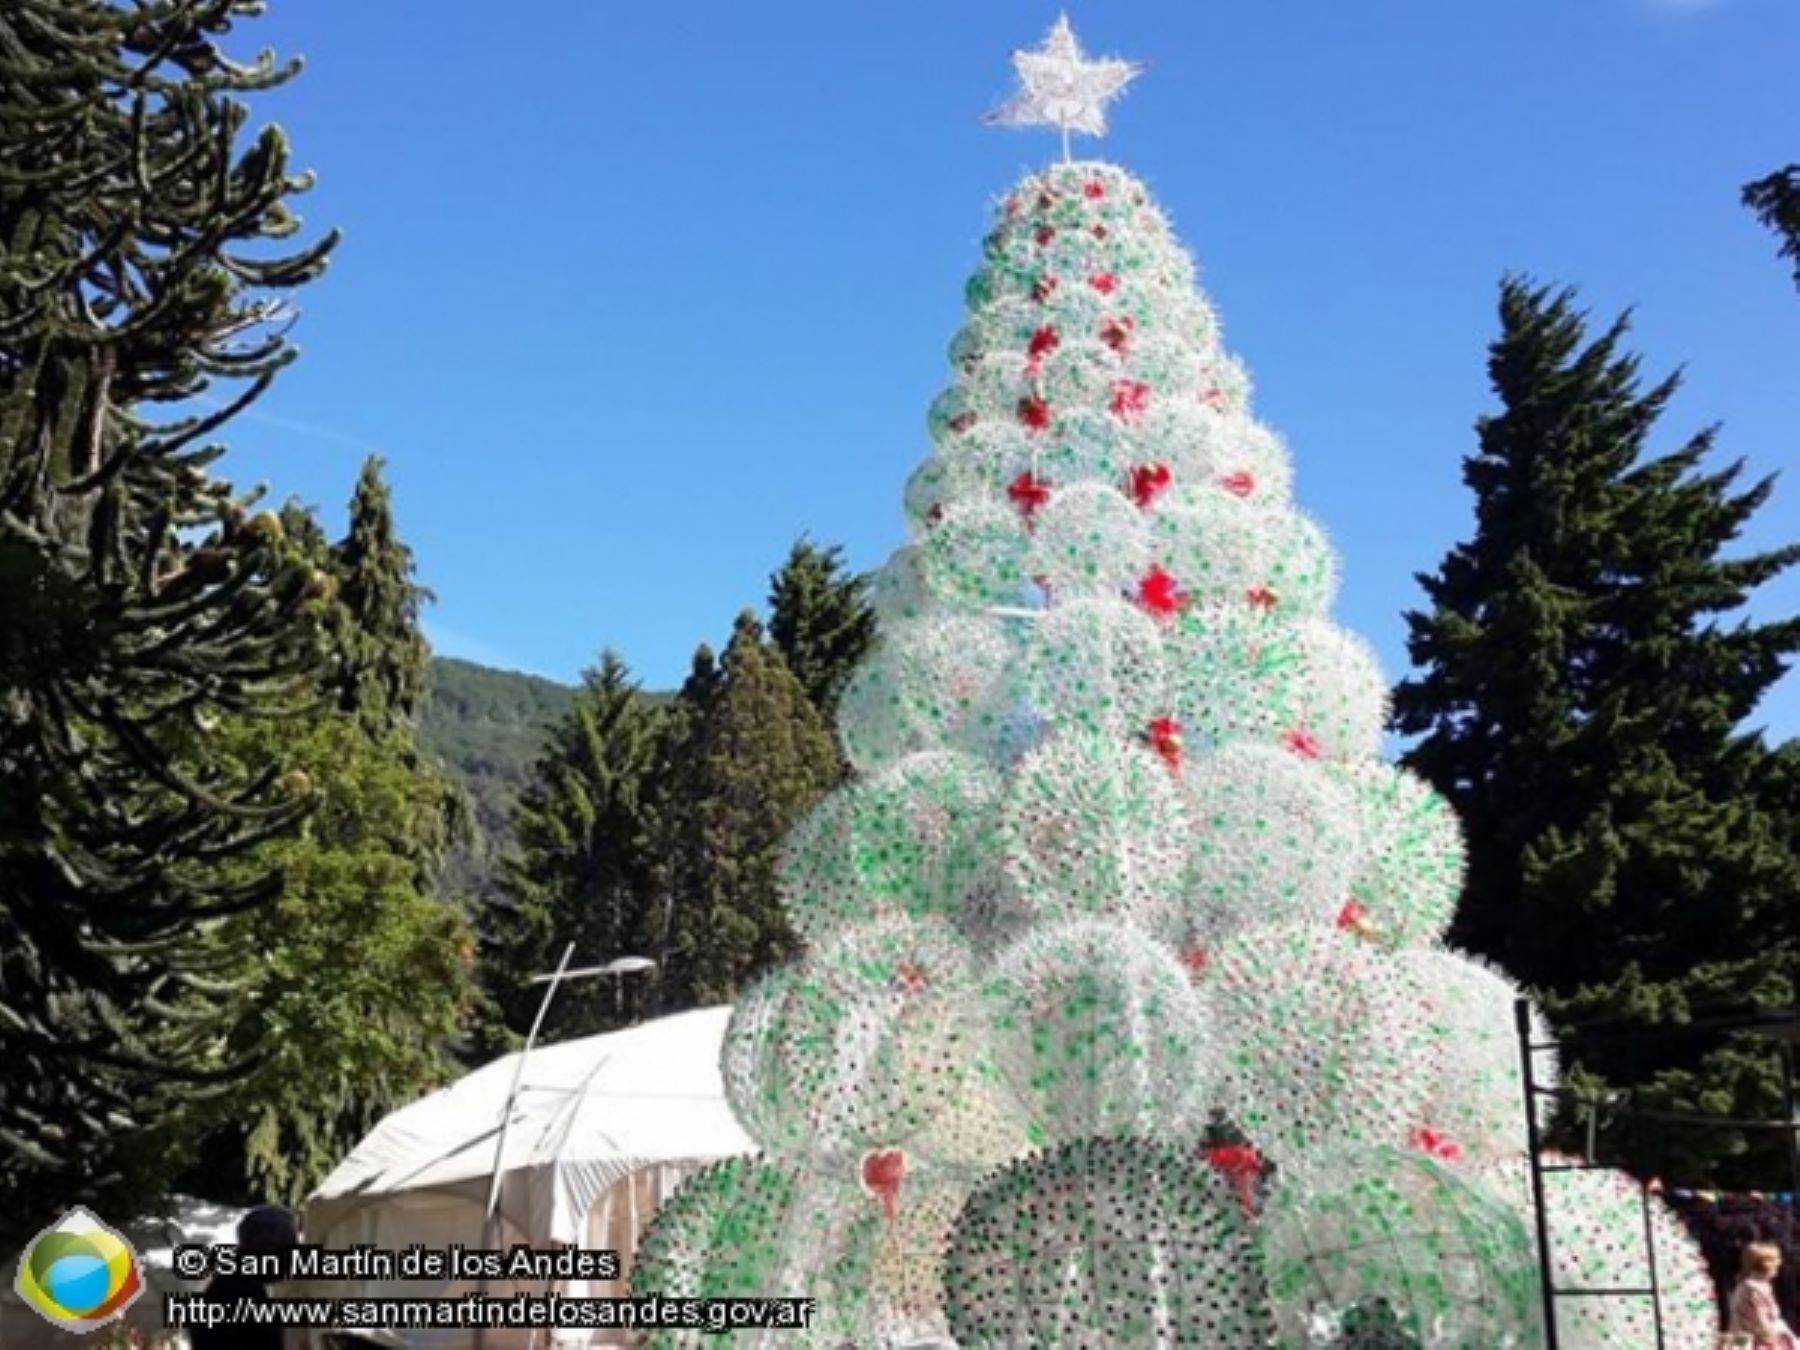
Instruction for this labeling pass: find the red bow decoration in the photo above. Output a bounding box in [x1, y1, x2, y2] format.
[1201, 383, 1230, 411]
[1091, 223, 1109, 241]
[1135, 566, 1190, 623]
[1410, 1127, 1463, 1164]
[1033, 274, 1060, 303]
[860, 1148, 908, 1222]
[1035, 225, 1056, 247]
[1203, 1144, 1265, 1217]
[1246, 584, 1279, 612]
[1220, 470, 1257, 499]
[1110, 379, 1152, 423]
[1083, 179, 1106, 200]
[1128, 462, 1172, 509]
[948, 410, 978, 437]
[895, 962, 929, 996]
[1007, 471, 1054, 522]
[1028, 325, 1061, 361]
[1018, 394, 1052, 432]
[1147, 716, 1183, 773]
[1179, 946, 1209, 979]
[1100, 315, 1136, 355]
[1090, 272, 1119, 295]
[1282, 727, 1323, 760]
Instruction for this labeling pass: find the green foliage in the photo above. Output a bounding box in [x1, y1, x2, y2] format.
[767, 537, 875, 723]
[645, 613, 839, 1012]
[0, 0, 337, 1242]
[482, 653, 664, 1042]
[1744, 166, 1800, 292]
[331, 457, 432, 732]
[1394, 277, 1800, 1186]
[191, 709, 475, 1205]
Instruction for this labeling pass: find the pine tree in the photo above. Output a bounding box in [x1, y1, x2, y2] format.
[1394, 277, 1800, 1184]
[645, 614, 838, 1011]
[0, 0, 337, 1239]
[1745, 167, 1800, 291]
[483, 651, 663, 1040]
[767, 537, 876, 723]
[331, 456, 431, 731]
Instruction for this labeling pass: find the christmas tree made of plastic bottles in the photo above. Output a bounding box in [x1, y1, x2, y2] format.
[632, 19, 1722, 1349]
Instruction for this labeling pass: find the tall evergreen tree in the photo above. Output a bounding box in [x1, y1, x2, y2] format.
[1745, 166, 1800, 291]
[0, 0, 337, 1239]
[1394, 278, 1800, 1184]
[767, 537, 875, 723]
[645, 614, 838, 1012]
[482, 652, 663, 1040]
[331, 456, 431, 731]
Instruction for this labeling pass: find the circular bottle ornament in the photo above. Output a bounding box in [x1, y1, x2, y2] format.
[1028, 481, 1151, 597]
[1022, 596, 1167, 738]
[1210, 418, 1294, 505]
[1166, 604, 1309, 751]
[919, 497, 1029, 609]
[868, 545, 933, 626]
[983, 919, 1215, 1144]
[1284, 620, 1389, 761]
[1398, 947, 1556, 1165]
[1329, 760, 1466, 948]
[1258, 1147, 1546, 1350]
[1206, 922, 1440, 1179]
[849, 751, 1003, 917]
[776, 789, 866, 943]
[720, 918, 980, 1160]
[1172, 743, 1365, 950]
[1000, 730, 1189, 931]
[837, 615, 1021, 775]
[944, 1136, 1276, 1348]
[1483, 1158, 1719, 1350]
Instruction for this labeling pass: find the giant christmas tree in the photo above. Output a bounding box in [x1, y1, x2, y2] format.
[632, 20, 1722, 1348]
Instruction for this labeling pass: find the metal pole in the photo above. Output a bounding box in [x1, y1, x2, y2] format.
[1638, 1179, 1666, 1350]
[474, 942, 575, 1350]
[1517, 997, 1561, 1350]
[1784, 1040, 1800, 1205]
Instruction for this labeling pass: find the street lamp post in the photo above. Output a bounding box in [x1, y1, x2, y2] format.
[473, 947, 657, 1350]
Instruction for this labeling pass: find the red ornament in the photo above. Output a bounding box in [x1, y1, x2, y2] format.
[1110, 379, 1152, 423]
[895, 962, 929, 996]
[1203, 1144, 1265, 1217]
[1410, 1127, 1463, 1164]
[1100, 315, 1136, 355]
[1128, 462, 1173, 510]
[924, 503, 946, 527]
[1091, 223, 1109, 241]
[860, 1148, 908, 1222]
[1035, 225, 1056, 247]
[1007, 471, 1054, 522]
[1136, 566, 1189, 623]
[948, 410, 978, 436]
[1033, 274, 1060, 303]
[1018, 394, 1053, 432]
[1202, 383, 1230, 411]
[1246, 584, 1279, 611]
[1090, 272, 1119, 295]
[1283, 727, 1323, 760]
[1028, 325, 1061, 361]
[1337, 899, 1370, 933]
[1179, 945, 1209, 978]
[1036, 189, 1058, 212]
[1147, 716, 1183, 772]
[1083, 179, 1106, 200]
[1220, 470, 1257, 498]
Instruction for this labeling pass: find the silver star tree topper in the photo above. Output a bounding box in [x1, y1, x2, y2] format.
[985, 14, 1143, 163]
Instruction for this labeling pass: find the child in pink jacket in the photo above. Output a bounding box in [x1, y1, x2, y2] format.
[1729, 1241, 1796, 1350]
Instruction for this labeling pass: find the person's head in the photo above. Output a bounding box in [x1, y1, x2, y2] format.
[236, 1205, 299, 1254]
[1741, 1241, 1783, 1281]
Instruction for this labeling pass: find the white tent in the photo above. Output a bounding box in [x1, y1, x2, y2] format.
[302, 1006, 752, 1347]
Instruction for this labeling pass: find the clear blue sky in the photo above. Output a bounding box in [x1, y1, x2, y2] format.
[226, 1, 1799, 739]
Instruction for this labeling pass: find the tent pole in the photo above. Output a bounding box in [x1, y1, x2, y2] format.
[475, 942, 576, 1350]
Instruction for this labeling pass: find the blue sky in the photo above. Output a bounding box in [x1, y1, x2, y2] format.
[226, 1, 1798, 739]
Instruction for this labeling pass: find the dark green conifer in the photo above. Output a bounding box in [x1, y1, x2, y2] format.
[767, 537, 875, 723]
[0, 0, 337, 1238]
[1744, 167, 1800, 291]
[1394, 278, 1800, 1184]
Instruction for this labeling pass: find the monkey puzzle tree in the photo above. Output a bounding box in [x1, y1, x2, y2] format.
[0, 0, 337, 1238]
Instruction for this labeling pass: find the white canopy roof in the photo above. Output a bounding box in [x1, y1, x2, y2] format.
[307, 1006, 752, 1247]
